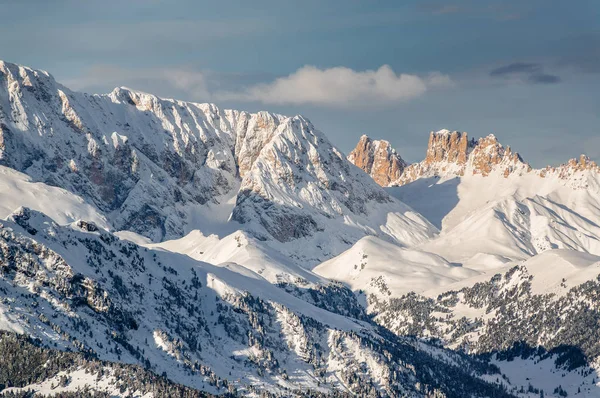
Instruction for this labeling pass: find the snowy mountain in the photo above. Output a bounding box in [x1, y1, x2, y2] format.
[0, 60, 296, 242]
[347, 130, 600, 265]
[0, 206, 517, 397]
[341, 128, 600, 292]
[0, 60, 435, 266]
[369, 249, 600, 397]
[1, 60, 600, 397]
[335, 129, 600, 396]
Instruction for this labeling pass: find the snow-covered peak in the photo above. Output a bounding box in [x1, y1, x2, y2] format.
[231, 118, 436, 265]
[0, 60, 435, 271]
[0, 60, 55, 86]
[0, 61, 313, 241]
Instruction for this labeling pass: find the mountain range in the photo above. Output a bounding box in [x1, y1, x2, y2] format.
[0, 60, 599, 397]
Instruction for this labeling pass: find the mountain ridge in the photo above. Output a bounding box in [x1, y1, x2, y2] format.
[0, 59, 436, 264]
[1, 59, 600, 397]
[349, 129, 599, 188]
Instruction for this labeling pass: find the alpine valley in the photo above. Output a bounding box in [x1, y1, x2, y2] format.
[0, 60, 599, 397]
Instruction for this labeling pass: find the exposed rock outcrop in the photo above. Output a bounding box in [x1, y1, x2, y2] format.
[349, 129, 532, 186]
[469, 134, 526, 177]
[350, 129, 600, 190]
[347, 135, 407, 186]
[541, 154, 600, 178]
[392, 130, 529, 185]
[424, 129, 470, 165]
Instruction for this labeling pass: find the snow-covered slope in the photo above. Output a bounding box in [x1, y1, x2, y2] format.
[0, 165, 109, 230]
[0, 60, 436, 267]
[391, 169, 600, 266]
[0, 60, 290, 241]
[314, 236, 479, 299]
[0, 331, 218, 398]
[150, 229, 328, 285]
[0, 206, 515, 397]
[3, 59, 600, 397]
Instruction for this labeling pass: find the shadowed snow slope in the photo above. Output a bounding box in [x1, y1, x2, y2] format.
[396, 172, 600, 266]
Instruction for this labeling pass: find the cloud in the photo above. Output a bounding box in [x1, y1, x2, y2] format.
[215, 65, 454, 107]
[62, 64, 455, 108]
[61, 65, 211, 101]
[490, 62, 540, 76]
[490, 62, 561, 85]
[529, 73, 561, 84]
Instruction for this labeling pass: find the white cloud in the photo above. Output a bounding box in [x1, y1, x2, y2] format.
[61, 65, 210, 101]
[215, 65, 454, 107]
[61, 64, 454, 108]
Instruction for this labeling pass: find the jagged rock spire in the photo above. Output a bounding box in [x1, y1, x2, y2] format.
[347, 135, 407, 186]
[348, 129, 531, 186]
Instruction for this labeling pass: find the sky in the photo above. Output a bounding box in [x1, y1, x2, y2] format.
[1, 0, 598, 166]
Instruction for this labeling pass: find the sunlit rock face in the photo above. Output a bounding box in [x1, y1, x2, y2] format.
[348, 129, 531, 186]
[348, 135, 407, 186]
[0, 61, 289, 241]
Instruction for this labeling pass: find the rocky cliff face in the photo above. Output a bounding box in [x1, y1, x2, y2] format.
[392, 130, 529, 185]
[0, 61, 292, 240]
[468, 134, 527, 177]
[0, 60, 436, 265]
[424, 130, 471, 165]
[347, 135, 407, 186]
[349, 130, 534, 186]
[351, 129, 600, 189]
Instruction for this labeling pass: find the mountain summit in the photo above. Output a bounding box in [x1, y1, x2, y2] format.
[347, 135, 407, 186]
[396, 130, 529, 184]
[349, 129, 600, 188]
[0, 60, 435, 265]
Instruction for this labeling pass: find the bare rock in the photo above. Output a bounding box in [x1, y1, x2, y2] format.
[348, 135, 407, 186]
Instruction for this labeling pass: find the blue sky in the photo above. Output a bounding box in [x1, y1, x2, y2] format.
[1, 0, 599, 166]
